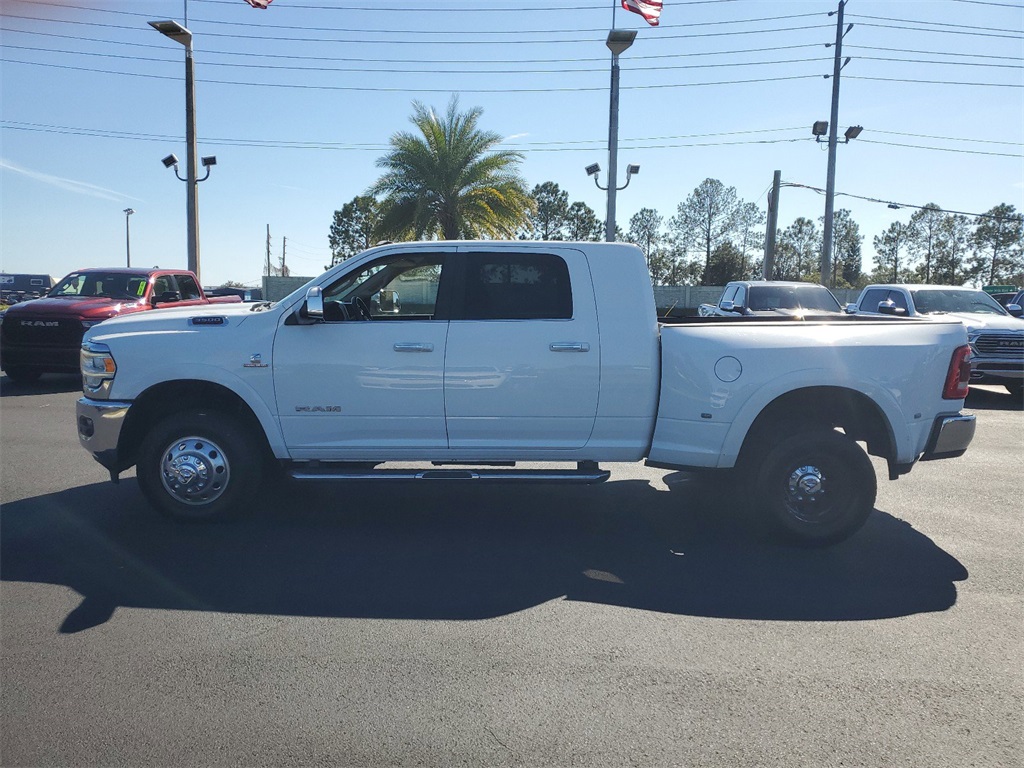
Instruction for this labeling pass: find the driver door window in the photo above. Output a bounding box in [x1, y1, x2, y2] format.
[322, 254, 447, 320]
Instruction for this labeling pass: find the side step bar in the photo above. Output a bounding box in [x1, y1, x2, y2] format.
[288, 461, 609, 485]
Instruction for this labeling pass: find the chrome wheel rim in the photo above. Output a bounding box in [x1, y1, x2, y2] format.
[159, 435, 230, 506]
[783, 464, 832, 523]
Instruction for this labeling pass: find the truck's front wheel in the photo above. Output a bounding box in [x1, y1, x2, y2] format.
[752, 430, 876, 547]
[137, 410, 264, 521]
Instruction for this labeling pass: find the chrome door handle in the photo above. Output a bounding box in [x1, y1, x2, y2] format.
[393, 342, 434, 352]
[549, 342, 590, 352]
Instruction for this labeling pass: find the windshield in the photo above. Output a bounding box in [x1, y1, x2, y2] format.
[747, 285, 841, 312]
[910, 289, 1008, 316]
[50, 272, 148, 300]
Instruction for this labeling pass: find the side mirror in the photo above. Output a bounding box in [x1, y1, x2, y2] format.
[151, 290, 181, 306]
[877, 300, 906, 316]
[845, 303, 858, 314]
[375, 290, 400, 314]
[300, 286, 324, 322]
[719, 300, 736, 313]
[1006, 303, 1022, 317]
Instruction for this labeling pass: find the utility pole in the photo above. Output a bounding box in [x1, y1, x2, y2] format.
[265, 224, 272, 277]
[821, 0, 853, 287]
[763, 171, 781, 280]
[282, 236, 287, 277]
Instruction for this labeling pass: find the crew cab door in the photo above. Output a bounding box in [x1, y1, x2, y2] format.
[443, 248, 600, 450]
[273, 249, 455, 458]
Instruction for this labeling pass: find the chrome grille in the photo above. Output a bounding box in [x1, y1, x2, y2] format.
[973, 332, 1024, 358]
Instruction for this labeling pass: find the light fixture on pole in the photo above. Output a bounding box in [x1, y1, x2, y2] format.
[601, 28, 638, 242]
[149, 18, 206, 282]
[586, 163, 641, 193]
[123, 208, 135, 268]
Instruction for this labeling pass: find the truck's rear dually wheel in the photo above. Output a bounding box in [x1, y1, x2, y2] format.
[137, 410, 264, 521]
[752, 429, 876, 547]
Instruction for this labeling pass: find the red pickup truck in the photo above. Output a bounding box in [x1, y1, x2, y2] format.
[0, 267, 240, 382]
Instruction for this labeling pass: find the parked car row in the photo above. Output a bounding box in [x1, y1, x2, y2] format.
[698, 280, 1023, 398]
[0, 267, 242, 383]
[847, 284, 1024, 397]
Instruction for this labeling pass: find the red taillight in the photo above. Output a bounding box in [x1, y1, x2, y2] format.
[943, 344, 971, 400]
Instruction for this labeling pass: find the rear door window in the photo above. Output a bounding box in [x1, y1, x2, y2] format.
[456, 253, 573, 320]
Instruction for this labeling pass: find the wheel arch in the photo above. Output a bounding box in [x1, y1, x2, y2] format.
[118, 380, 274, 470]
[735, 386, 896, 471]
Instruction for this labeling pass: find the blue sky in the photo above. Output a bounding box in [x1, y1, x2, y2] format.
[2, 0, 1022, 288]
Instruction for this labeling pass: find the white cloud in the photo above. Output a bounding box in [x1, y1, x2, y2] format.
[0, 158, 130, 202]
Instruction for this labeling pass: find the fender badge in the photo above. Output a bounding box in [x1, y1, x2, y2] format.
[191, 316, 226, 326]
[243, 353, 268, 368]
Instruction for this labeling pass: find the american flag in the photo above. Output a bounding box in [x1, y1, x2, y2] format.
[622, 0, 662, 27]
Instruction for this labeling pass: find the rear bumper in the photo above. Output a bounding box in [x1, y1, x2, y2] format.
[77, 398, 132, 477]
[921, 413, 976, 461]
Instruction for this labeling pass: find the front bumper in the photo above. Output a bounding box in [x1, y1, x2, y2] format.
[921, 413, 976, 461]
[77, 397, 132, 479]
[1, 343, 82, 374]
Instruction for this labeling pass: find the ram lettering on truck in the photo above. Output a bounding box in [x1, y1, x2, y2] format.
[1, 267, 240, 383]
[75, 242, 976, 546]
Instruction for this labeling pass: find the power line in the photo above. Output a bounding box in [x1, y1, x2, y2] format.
[1, 59, 826, 92]
[853, 21, 1023, 40]
[848, 14, 1024, 35]
[848, 44, 1022, 62]
[846, 75, 1023, 88]
[5, 120, 1018, 157]
[1, 44, 837, 74]
[782, 182, 1019, 220]
[0, 13, 834, 44]
[192, 0, 746, 11]
[871, 130, 1022, 147]
[0, 28, 830, 64]
[857, 138, 1022, 158]
[7, 2, 825, 34]
[12, 43, 1024, 75]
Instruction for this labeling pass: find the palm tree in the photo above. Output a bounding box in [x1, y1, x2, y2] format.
[371, 97, 534, 240]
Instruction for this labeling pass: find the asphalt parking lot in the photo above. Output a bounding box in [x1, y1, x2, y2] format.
[1, 375, 1021, 767]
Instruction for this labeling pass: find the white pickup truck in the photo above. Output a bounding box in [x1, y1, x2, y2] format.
[698, 281, 843, 318]
[75, 241, 976, 546]
[849, 283, 1024, 397]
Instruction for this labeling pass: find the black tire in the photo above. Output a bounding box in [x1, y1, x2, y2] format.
[751, 429, 876, 547]
[3, 367, 42, 383]
[136, 410, 265, 522]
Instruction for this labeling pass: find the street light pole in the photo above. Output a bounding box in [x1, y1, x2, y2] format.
[604, 29, 636, 242]
[149, 19, 201, 282]
[184, 43, 199, 281]
[123, 208, 135, 268]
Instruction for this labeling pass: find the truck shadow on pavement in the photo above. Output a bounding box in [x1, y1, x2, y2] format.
[964, 385, 1023, 411]
[0, 373, 81, 397]
[0, 474, 968, 634]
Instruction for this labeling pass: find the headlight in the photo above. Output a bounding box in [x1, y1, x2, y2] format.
[81, 340, 116, 395]
[82, 319, 104, 329]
